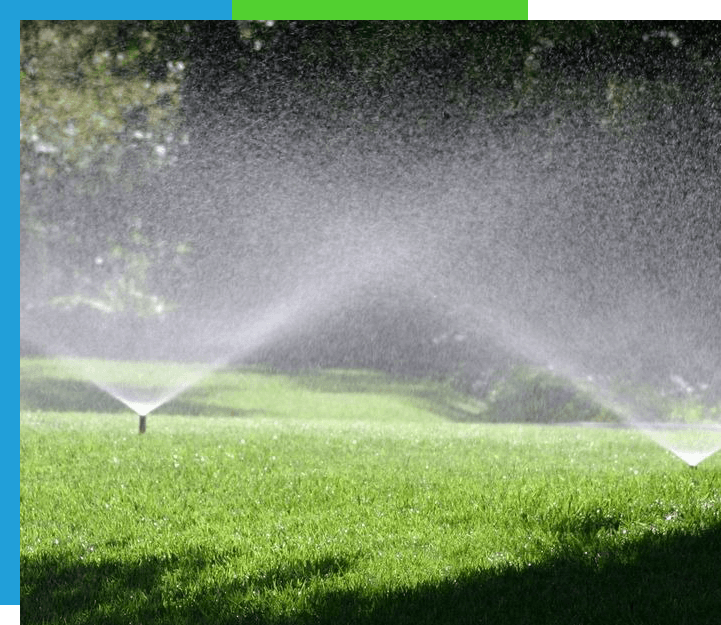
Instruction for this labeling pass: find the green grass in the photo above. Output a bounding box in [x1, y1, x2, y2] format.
[20, 359, 721, 624]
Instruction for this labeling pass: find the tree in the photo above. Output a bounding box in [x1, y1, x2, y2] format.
[21, 21, 192, 318]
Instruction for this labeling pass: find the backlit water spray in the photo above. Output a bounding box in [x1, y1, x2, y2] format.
[21, 22, 720, 459]
[21, 204, 420, 433]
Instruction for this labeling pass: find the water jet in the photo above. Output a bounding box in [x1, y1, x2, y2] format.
[21, 216, 420, 433]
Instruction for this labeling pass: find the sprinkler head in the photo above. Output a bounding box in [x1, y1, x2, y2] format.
[139, 414, 147, 434]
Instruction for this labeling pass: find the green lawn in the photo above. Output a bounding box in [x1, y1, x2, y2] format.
[20, 359, 721, 624]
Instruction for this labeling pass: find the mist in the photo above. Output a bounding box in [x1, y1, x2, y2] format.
[20, 21, 721, 460]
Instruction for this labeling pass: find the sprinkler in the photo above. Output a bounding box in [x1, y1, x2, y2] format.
[139, 414, 147, 434]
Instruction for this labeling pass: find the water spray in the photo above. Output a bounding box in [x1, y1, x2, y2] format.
[20, 21, 721, 461]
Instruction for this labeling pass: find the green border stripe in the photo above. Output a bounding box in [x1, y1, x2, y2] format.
[232, 1, 528, 20]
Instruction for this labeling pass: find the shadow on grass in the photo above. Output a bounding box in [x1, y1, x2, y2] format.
[19, 376, 264, 418]
[19, 377, 128, 413]
[156, 398, 266, 418]
[19, 366, 476, 421]
[21, 524, 721, 625]
[21, 549, 355, 625]
[314, 525, 721, 625]
[291, 369, 486, 422]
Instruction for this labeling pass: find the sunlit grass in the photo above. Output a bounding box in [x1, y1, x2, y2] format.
[20, 361, 721, 624]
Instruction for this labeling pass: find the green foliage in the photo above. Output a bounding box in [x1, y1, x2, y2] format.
[50, 232, 183, 317]
[480, 366, 618, 424]
[20, 21, 185, 184]
[20, 21, 194, 316]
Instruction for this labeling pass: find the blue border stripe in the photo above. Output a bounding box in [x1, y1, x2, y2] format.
[14, 3, 228, 611]
[22, 1, 230, 18]
[8, 19, 20, 609]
